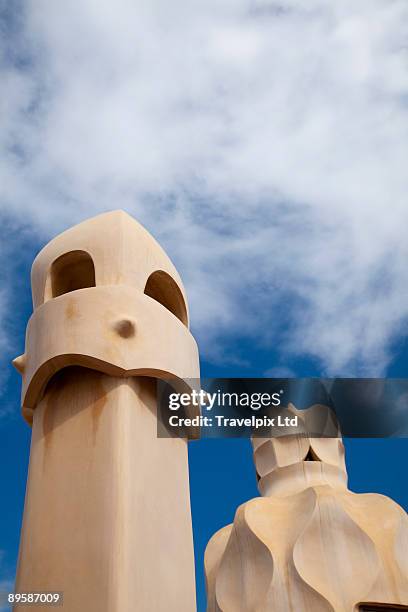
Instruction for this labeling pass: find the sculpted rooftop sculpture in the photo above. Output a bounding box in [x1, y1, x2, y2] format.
[205, 404, 408, 612]
[13, 211, 200, 612]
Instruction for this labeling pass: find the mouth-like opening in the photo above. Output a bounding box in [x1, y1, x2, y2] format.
[304, 447, 321, 461]
[359, 604, 408, 611]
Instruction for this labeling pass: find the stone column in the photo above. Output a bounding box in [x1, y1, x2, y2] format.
[13, 211, 199, 612]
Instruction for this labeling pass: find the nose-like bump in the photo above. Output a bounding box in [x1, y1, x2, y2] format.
[113, 317, 137, 338]
[12, 354, 26, 373]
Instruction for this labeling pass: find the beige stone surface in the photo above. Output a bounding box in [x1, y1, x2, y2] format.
[205, 405, 408, 612]
[16, 370, 196, 612]
[13, 211, 199, 611]
[31, 210, 187, 312]
[20, 285, 199, 417]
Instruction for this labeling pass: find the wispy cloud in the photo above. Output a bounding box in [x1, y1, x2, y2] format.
[1, 0, 408, 375]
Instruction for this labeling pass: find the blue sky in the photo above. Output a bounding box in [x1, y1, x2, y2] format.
[1, 1, 408, 611]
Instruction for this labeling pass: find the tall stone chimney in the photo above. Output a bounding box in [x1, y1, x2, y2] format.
[13, 211, 199, 611]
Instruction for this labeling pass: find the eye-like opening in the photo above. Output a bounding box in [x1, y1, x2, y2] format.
[46, 250, 96, 299]
[304, 447, 320, 462]
[144, 270, 188, 326]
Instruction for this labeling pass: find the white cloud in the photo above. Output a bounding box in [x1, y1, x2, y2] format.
[1, 0, 408, 375]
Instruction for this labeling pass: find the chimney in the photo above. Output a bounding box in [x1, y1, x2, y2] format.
[13, 210, 199, 611]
